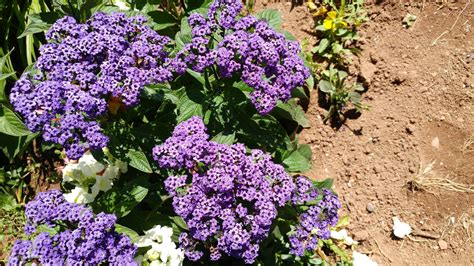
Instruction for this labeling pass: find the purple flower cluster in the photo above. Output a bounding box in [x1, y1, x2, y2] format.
[218, 16, 310, 114]
[289, 184, 341, 256]
[175, 1, 309, 115]
[152, 116, 295, 264]
[8, 190, 137, 265]
[174, 13, 217, 73]
[10, 12, 174, 159]
[208, 0, 243, 29]
[291, 175, 319, 205]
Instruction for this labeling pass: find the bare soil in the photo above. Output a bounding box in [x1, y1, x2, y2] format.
[257, 1, 474, 264]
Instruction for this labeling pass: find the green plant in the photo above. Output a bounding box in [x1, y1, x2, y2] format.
[0, 207, 27, 261]
[311, 0, 367, 65]
[318, 65, 367, 123]
[0, 1, 355, 264]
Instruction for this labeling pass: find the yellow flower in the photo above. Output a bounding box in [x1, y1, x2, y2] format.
[312, 6, 327, 17]
[323, 11, 347, 31]
[306, 1, 318, 10]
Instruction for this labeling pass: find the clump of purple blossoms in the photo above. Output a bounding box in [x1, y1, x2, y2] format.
[175, 0, 310, 115]
[218, 16, 310, 114]
[208, 0, 243, 29]
[289, 179, 341, 257]
[174, 13, 217, 73]
[152, 116, 296, 264]
[8, 190, 137, 265]
[10, 12, 174, 159]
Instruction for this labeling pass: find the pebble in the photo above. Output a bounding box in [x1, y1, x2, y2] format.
[438, 240, 448, 250]
[366, 202, 376, 213]
[431, 137, 440, 149]
[406, 125, 416, 134]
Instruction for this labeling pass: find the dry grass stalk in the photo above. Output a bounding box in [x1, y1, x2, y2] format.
[461, 134, 474, 154]
[440, 213, 473, 242]
[407, 161, 474, 193]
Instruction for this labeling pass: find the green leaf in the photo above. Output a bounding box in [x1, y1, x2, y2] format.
[318, 38, 330, 54]
[127, 149, 153, 173]
[308, 258, 323, 265]
[36, 224, 59, 236]
[312, 178, 334, 190]
[0, 132, 39, 161]
[255, 9, 282, 30]
[0, 51, 15, 103]
[176, 87, 206, 123]
[186, 69, 205, 85]
[175, 17, 192, 50]
[0, 193, 19, 211]
[335, 215, 350, 229]
[273, 100, 309, 128]
[92, 178, 149, 218]
[323, 239, 350, 262]
[232, 81, 253, 93]
[185, 0, 212, 11]
[318, 80, 333, 93]
[298, 144, 312, 161]
[305, 76, 315, 91]
[332, 42, 343, 54]
[354, 83, 365, 92]
[211, 132, 235, 145]
[170, 216, 188, 230]
[282, 150, 311, 172]
[237, 114, 293, 159]
[148, 10, 178, 30]
[142, 83, 171, 102]
[115, 224, 140, 242]
[292, 86, 308, 99]
[18, 12, 61, 38]
[284, 30, 297, 41]
[0, 106, 31, 136]
[349, 91, 362, 103]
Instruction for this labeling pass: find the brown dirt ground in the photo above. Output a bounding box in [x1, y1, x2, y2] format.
[257, 0, 473, 264]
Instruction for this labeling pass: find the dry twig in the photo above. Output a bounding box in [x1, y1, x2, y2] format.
[432, 2, 470, 46]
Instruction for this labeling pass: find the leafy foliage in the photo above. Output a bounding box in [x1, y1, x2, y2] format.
[319, 66, 368, 123]
[305, 0, 368, 123]
[0, 1, 352, 265]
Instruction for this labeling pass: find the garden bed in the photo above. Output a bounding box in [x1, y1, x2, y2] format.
[257, 1, 473, 264]
[0, 0, 472, 265]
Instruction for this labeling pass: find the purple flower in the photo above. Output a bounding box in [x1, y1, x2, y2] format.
[288, 184, 341, 256]
[208, 0, 243, 29]
[173, 0, 310, 115]
[10, 12, 175, 159]
[153, 116, 295, 264]
[8, 190, 138, 265]
[217, 17, 310, 115]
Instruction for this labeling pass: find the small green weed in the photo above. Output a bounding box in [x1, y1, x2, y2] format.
[0, 206, 26, 262]
[319, 66, 368, 123]
[306, 0, 368, 124]
[309, 0, 368, 65]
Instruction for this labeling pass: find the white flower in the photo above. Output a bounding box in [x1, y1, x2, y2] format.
[112, 0, 130, 10]
[353, 251, 378, 266]
[76, 151, 105, 177]
[136, 225, 184, 266]
[62, 150, 128, 204]
[64, 186, 95, 204]
[330, 229, 357, 245]
[91, 173, 114, 196]
[393, 217, 412, 238]
[63, 151, 105, 184]
[62, 163, 78, 182]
